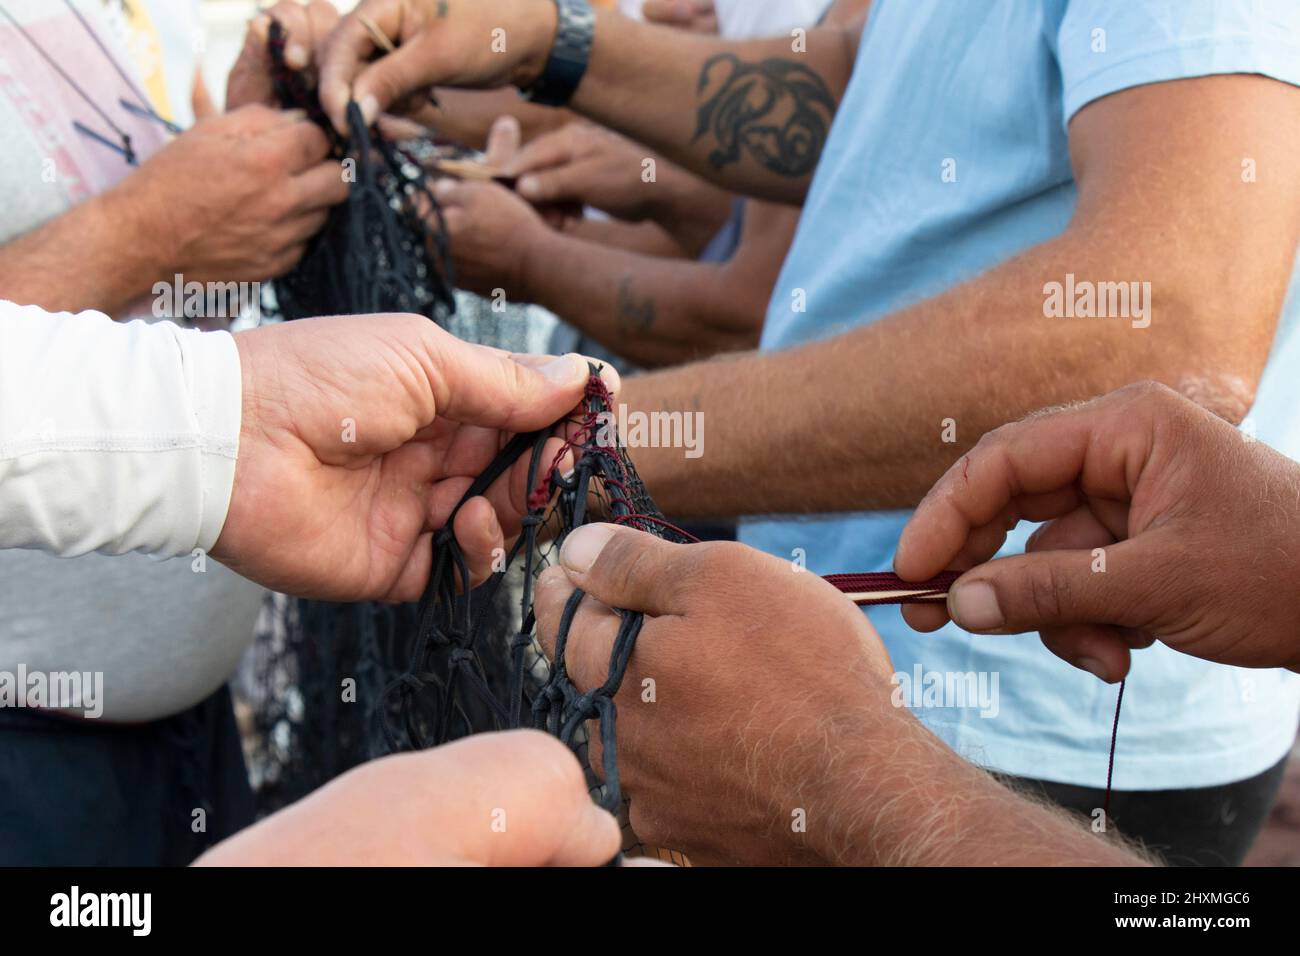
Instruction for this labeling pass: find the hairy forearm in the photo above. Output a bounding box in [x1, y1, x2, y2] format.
[0, 189, 164, 318]
[624, 223, 1281, 518]
[572, 13, 854, 203]
[521, 230, 761, 367]
[819, 709, 1147, 866]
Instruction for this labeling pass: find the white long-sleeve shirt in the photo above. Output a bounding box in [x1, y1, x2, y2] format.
[0, 302, 240, 557]
[0, 301, 260, 721]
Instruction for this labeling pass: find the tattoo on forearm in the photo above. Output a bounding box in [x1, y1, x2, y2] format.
[617, 277, 656, 335]
[693, 53, 835, 178]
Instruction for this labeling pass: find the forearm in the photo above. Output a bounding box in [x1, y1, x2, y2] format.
[639, 167, 735, 255]
[560, 218, 689, 259]
[0, 189, 166, 318]
[570, 13, 854, 203]
[818, 708, 1147, 866]
[520, 230, 761, 367]
[624, 224, 1279, 518]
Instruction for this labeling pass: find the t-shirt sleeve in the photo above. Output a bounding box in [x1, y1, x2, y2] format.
[1057, 0, 1300, 125]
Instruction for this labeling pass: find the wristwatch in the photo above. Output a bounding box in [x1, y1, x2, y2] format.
[522, 0, 595, 107]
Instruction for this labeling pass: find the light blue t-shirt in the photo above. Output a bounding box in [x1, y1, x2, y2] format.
[744, 0, 1300, 790]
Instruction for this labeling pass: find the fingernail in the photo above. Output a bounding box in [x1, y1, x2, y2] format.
[286, 43, 309, 68]
[359, 94, 379, 126]
[516, 175, 540, 199]
[1077, 656, 1114, 683]
[948, 581, 1004, 631]
[538, 353, 581, 385]
[560, 524, 616, 574]
[434, 178, 456, 200]
[249, 14, 270, 39]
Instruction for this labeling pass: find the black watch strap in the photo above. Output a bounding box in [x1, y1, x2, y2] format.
[523, 0, 595, 108]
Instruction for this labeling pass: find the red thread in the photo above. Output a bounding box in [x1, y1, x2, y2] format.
[823, 570, 961, 606]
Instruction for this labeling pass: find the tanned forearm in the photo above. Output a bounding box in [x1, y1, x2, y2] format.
[818, 708, 1148, 866]
[640, 175, 734, 258]
[570, 12, 859, 204]
[0, 189, 164, 318]
[560, 218, 690, 259]
[520, 229, 763, 367]
[622, 221, 1280, 518]
[623, 75, 1300, 520]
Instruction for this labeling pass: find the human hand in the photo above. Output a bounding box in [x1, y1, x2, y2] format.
[225, 1, 342, 111]
[640, 0, 718, 34]
[507, 122, 666, 221]
[111, 105, 347, 283]
[319, 0, 560, 133]
[895, 382, 1300, 681]
[212, 313, 619, 601]
[434, 177, 551, 299]
[194, 730, 620, 865]
[533, 524, 897, 865]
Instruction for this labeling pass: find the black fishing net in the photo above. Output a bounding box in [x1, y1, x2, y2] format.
[238, 23, 679, 859]
[238, 20, 520, 812]
[260, 19, 456, 323]
[382, 369, 695, 861]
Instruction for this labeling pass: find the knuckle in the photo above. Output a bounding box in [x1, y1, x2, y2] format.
[604, 535, 656, 598]
[1118, 379, 1181, 412]
[1021, 562, 1069, 625]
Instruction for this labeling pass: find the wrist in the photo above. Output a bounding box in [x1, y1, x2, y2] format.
[516, 224, 568, 307]
[97, 178, 176, 288]
[510, 0, 562, 90]
[802, 706, 958, 866]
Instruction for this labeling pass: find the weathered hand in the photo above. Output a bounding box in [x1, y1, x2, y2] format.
[212, 313, 618, 601]
[896, 382, 1300, 681]
[533, 524, 896, 865]
[641, 0, 719, 34]
[507, 122, 667, 222]
[225, 1, 342, 111]
[434, 177, 551, 300]
[319, 0, 559, 133]
[110, 104, 347, 283]
[194, 730, 620, 865]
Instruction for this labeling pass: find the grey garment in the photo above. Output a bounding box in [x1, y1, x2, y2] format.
[0, 548, 265, 722]
[0, 46, 266, 721]
[447, 290, 558, 354]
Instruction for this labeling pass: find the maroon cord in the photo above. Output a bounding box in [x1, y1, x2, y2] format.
[823, 570, 962, 606]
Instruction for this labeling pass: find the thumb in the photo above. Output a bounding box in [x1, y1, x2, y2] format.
[440, 731, 621, 866]
[427, 330, 620, 434]
[320, 8, 431, 131]
[558, 524, 696, 617]
[945, 539, 1159, 635]
[485, 114, 523, 168]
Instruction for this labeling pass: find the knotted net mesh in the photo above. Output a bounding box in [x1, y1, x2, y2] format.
[241, 23, 684, 860]
[382, 370, 695, 860]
